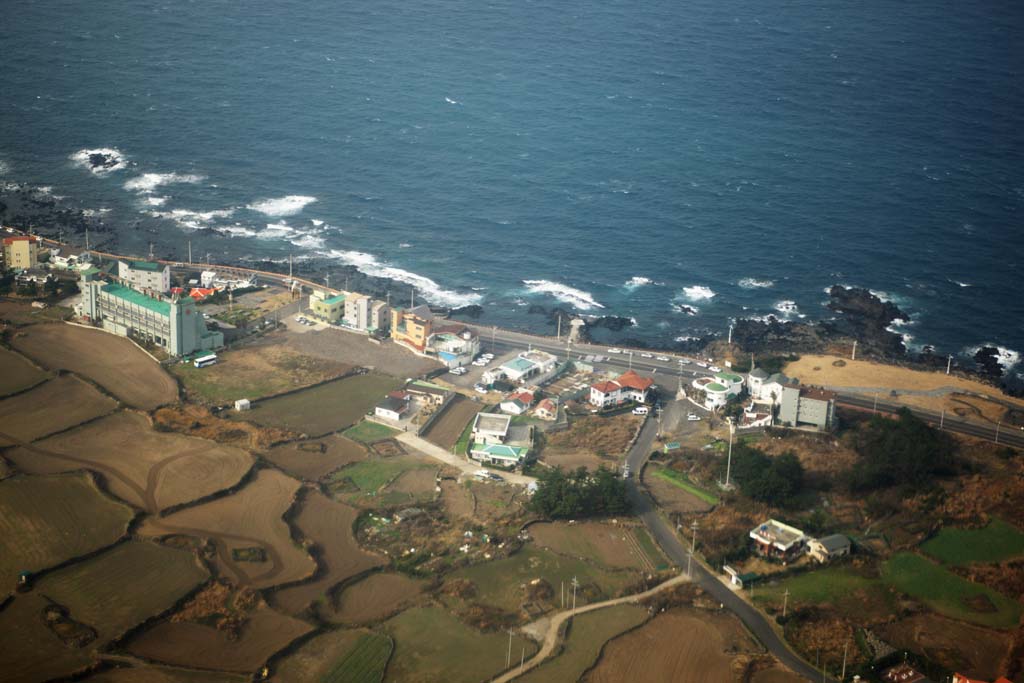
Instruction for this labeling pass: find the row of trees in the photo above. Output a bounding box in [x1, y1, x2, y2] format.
[726, 444, 805, 507]
[528, 466, 631, 519]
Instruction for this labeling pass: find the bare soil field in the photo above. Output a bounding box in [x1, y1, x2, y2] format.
[329, 572, 426, 624]
[540, 450, 613, 471]
[0, 346, 48, 396]
[154, 403, 294, 450]
[171, 339, 353, 405]
[235, 372, 403, 437]
[440, 479, 477, 519]
[584, 607, 762, 683]
[529, 521, 656, 570]
[84, 665, 249, 683]
[545, 413, 642, 457]
[0, 473, 134, 581]
[751, 667, 807, 683]
[421, 394, 483, 450]
[127, 603, 312, 672]
[141, 468, 316, 589]
[272, 491, 385, 615]
[466, 478, 526, 523]
[35, 540, 208, 646]
[262, 434, 368, 481]
[876, 613, 1016, 680]
[641, 466, 713, 514]
[11, 323, 178, 409]
[269, 627, 363, 682]
[10, 411, 253, 512]
[287, 325, 442, 376]
[0, 375, 117, 442]
[379, 467, 440, 508]
[0, 592, 95, 683]
[0, 300, 71, 326]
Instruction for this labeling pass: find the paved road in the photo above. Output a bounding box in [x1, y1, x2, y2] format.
[621, 401, 832, 682]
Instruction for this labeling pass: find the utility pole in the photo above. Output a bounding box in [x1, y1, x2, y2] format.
[995, 420, 1001, 445]
[656, 405, 663, 438]
[571, 576, 579, 614]
[946, 354, 953, 375]
[325, 273, 330, 290]
[628, 351, 633, 370]
[188, 240, 192, 265]
[727, 323, 733, 345]
[724, 418, 734, 489]
[288, 253, 293, 279]
[686, 550, 693, 578]
[410, 289, 415, 308]
[520, 648, 525, 673]
[492, 325, 497, 354]
[841, 641, 848, 681]
[148, 241, 155, 261]
[782, 589, 790, 618]
[939, 408, 945, 430]
[556, 315, 561, 341]
[506, 629, 512, 668]
[873, 393, 878, 414]
[851, 340, 857, 361]
[561, 580, 564, 608]
[690, 520, 699, 553]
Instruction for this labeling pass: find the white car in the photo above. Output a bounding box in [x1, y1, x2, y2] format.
[656, 355, 670, 362]
[472, 359, 488, 366]
[640, 352, 653, 359]
[450, 367, 468, 376]
[474, 384, 488, 394]
[678, 359, 691, 365]
[622, 466, 631, 479]
[632, 406, 649, 415]
[607, 348, 623, 354]
[688, 414, 702, 421]
[695, 361, 708, 368]
[709, 365, 722, 373]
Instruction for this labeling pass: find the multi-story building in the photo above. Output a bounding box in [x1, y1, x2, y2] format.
[590, 369, 655, 408]
[118, 259, 171, 293]
[691, 371, 744, 410]
[777, 386, 836, 431]
[370, 300, 389, 331]
[3, 235, 40, 269]
[312, 292, 346, 323]
[390, 304, 434, 351]
[78, 269, 222, 357]
[344, 293, 371, 330]
[428, 324, 480, 368]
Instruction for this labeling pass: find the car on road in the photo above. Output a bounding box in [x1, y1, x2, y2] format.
[678, 358, 691, 364]
[472, 359, 488, 366]
[656, 355, 670, 362]
[622, 466, 631, 479]
[709, 365, 722, 373]
[607, 348, 623, 354]
[640, 352, 653, 358]
[687, 413, 702, 421]
[474, 384, 489, 394]
[695, 361, 708, 368]
[450, 366, 468, 376]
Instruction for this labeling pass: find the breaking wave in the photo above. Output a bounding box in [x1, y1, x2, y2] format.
[522, 279, 604, 310]
[738, 278, 774, 289]
[124, 172, 204, 193]
[70, 148, 128, 174]
[246, 195, 317, 216]
[323, 249, 482, 308]
[680, 285, 715, 301]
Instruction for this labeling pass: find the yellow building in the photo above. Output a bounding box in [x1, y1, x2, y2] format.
[312, 292, 346, 322]
[390, 304, 433, 351]
[3, 235, 40, 269]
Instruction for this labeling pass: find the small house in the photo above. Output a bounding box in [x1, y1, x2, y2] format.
[500, 390, 535, 415]
[375, 395, 410, 421]
[749, 519, 806, 562]
[534, 398, 557, 421]
[234, 399, 251, 412]
[807, 534, 851, 563]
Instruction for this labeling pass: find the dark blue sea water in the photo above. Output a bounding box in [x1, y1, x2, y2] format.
[2, 0, 1022, 370]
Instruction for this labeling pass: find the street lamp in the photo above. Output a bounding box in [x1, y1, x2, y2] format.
[995, 420, 1001, 445]
[628, 351, 633, 370]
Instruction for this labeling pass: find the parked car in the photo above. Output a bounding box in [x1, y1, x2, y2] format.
[695, 361, 708, 368]
[632, 406, 649, 415]
[709, 365, 722, 373]
[622, 466, 631, 479]
[474, 384, 488, 394]
[678, 358, 691, 365]
[656, 355, 670, 362]
[607, 348, 623, 354]
[450, 367, 468, 376]
[640, 352, 653, 358]
[688, 413, 702, 421]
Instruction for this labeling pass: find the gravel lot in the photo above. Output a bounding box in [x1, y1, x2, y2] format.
[284, 326, 441, 377]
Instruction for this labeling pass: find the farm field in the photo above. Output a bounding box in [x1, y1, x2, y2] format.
[751, 668, 807, 683]
[383, 606, 536, 683]
[272, 491, 385, 615]
[450, 547, 642, 615]
[876, 612, 1017, 680]
[921, 518, 1024, 566]
[235, 372, 403, 436]
[140, 468, 316, 589]
[584, 607, 761, 683]
[262, 434, 368, 481]
[545, 413, 641, 457]
[344, 420, 401, 444]
[754, 566, 893, 622]
[269, 628, 367, 682]
[84, 665, 249, 683]
[10, 323, 178, 409]
[0, 592, 95, 683]
[11, 411, 253, 512]
[0, 374, 117, 442]
[0, 346, 48, 396]
[421, 395, 483, 450]
[326, 456, 435, 506]
[379, 467, 441, 507]
[0, 473, 134, 581]
[516, 604, 648, 683]
[440, 479, 476, 519]
[882, 552, 1022, 629]
[642, 464, 716, 514]
[171, 340, 353, 404]
[528, 521, 663, 571]
[127, 604, 313, 672]
[34, 540, 208, 645]
[329, 572, 426, 624]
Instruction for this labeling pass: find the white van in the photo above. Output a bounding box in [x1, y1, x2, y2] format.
[632, 406, 649, 415]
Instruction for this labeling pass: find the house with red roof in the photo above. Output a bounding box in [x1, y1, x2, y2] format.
[953, 674, 1013, 683]
[534, 398, 558, 421]
[589, 369, 654, 408]
[500, 390, 535, 416]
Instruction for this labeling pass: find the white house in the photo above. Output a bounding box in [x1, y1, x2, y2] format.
[589, 370, 655, 408]
[807, 534, 851, 563]
[375, 393, 410, 421]
[500, 390, 534, 415]
[472, 412, 512, 445]
[118, 259, 171, 293]
[428, 325, 481, 368]
[469, 412, 532, 466]
[691, 371, 744, 410]
[499, 350, 558, 382]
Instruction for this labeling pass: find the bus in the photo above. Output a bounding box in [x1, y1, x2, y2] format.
[193, 354, 218, 369]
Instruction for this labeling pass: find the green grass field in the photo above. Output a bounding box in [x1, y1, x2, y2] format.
[453, 420, 474, 455]
[633, 527, 670, 571]
[236, 373, 403, 436]
[326, 457, 432, 495]
[882, 552, 1022, 629]
[652, 467, 720, 505]
[754, 566, 884, 604]
[383, 607, 536, 683]
[451, 547, 639, 614]
[921, 518, 1024, 566]
[321, 632, 393, 683]
[345, 420, 401, 444]
[516, 604, 648, 683]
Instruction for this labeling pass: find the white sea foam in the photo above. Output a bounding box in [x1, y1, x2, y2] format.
[81, 208, 112, 217]
[738, 278, 774, 289]
[952, 280, 972, 287]
[310, 219, 325, 227]
[0, 160, 9, 175]
[150, 207, 234, 231]
[290, 233, 325, 250]
[70, 148, 128, 174]
[323, 249, 482, 308]
[124, 172, 204, 193]
[217, 224, 258, 238]
[399, 242, 412, 248]
[774, 301, 799, 315]
[259, 222, 298, 239]
[675, 335, 700, 343]
[145, 196, 169, 207]
[624, 276, 653, 289]
[522, 279, 604, 310]
[681, 285, 715, 301]
[247, 195, 317, 216]
[965, 345, 1021, 372]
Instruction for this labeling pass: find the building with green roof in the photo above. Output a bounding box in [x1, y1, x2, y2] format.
[79, 269, 222, 357]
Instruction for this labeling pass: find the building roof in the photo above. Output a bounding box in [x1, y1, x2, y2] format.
[766, 372, 793, 386]
[591, 380, 620, 394]
[705, 382, 727, 392]
[536, 398, 557, 412]
[101, 282, 171, 315]
[748, 367, 769, 380]
[750, 519, 806, 551]
[376, 396, 409, 413]
[3, 235, 39, 244]
[510, 390, 534, 403]
[716, 372, 744, 383]
[800, 386, 837, 401]
[126, 260, 165, 272]
[406, 380, 448, 396]
[323, 293, 347, 305]
[472, 443, 528, 460]
[473, 412, 511, 435]
[502, 357, 538, 374]
[407, 304, 434, 320]
[616, 369, 654, 391]
[815, 534, 850, 552]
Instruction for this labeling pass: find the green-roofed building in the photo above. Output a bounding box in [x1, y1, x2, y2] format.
[118, 259, 170, 293]
[79, 269, 222, 357]
[312, 291, 347, 323]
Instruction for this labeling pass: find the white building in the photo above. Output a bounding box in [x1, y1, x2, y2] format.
[118, 260, 171, 294]
[345, 293, 371, 330]
[499, 390, 534, 416]
[499, 350, 558, 382]
[690, 371, 744, 410]
[428, 325, 480, 368]
[589, 370, 655, 408]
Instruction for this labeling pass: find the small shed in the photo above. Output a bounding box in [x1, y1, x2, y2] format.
[394, 507, 425, 523]
[234, 398, 251, 411]
[807, 534, 851, 563]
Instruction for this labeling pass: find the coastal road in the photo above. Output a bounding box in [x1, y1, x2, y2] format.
[622, 400, 833, 682]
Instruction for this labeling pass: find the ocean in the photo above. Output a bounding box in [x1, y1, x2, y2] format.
[1, 0, 1022, 373]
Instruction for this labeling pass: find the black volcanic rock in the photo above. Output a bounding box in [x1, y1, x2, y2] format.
[973, 346, 1005, 380]
[449, 304, 484, 319]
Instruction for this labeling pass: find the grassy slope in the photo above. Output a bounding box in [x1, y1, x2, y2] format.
[921, 518, 1024, 566]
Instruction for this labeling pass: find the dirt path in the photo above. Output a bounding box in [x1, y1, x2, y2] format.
[491, 571, 691, 683]
[395, 432, 536, 486]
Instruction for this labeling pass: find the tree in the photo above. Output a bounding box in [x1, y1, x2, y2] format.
[846, 408, 956, 491]
[727, 444, 804, 507]
[528, 465, 630, 519]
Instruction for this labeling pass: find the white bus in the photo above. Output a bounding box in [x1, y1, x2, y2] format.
[193, 354, 218, 368]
